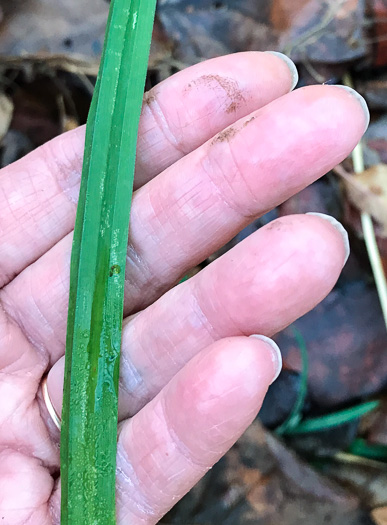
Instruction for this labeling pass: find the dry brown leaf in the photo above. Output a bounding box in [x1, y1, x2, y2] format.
[373, 507, 387, 525]
[0, 1, 171, 73]
[163, 421, 370, 524]
[0, 94, 13, 142]
[158, 0, 366, 65]
[0, 0, 108, 65]
[342, 164, 387, 237]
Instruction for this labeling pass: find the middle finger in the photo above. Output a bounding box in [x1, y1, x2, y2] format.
[47, 213, 348, 421]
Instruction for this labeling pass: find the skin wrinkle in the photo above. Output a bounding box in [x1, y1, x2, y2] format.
[124, 237, 166, 302]
[0, 296, 48, 371]
[205, 403, 259, 442]
[195, 276, 244, 339]
[0, 303, 13, 363]
[40, 129, 83, 204]
[1, 245, 69, 361]
[173, 176, 207, 225]
[140, 186, 193, 274]
[131, 190, 178, 277]
[145, 93, 184, 155]
[0, 394, 27, 434]
[160, 394, 216, 471]
[27, 273, 55, 344]
[118, 349, 148, 410]
[148, 170, 216, 262]
[1, 347, 36, 374]
[132, 321, 174, 393]
[54, 265, 70, 327]
[116, 445, 156, 519]
[23, 412, 60, 469]
[125, 240, 152, 295]
[17, 167, 66, 259]
[143, 400, 207, 499]
[0, 382, 56, 465]
[117, 432, 170, 521]
[3, 125, 82, 285]
[0, 450, 53, 522]
[197, 148, 246, 226]
[123, 240, 161, 313]
[190, 281, 224, 342]
[0, 183, 25, 284]
[48, 488, 61, 525]
[25, 508, 51, 525]
[153, 324, 180, 369]
[211, 137, 260, 219]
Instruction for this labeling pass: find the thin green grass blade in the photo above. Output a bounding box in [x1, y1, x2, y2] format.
[61, 1, 157, 523]
[284, 400, 380, 436]
[276, 327, 309, 435]
[348, 438, 387, 462]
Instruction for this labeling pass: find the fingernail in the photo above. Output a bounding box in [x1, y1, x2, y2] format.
[332, 85, 370, 132]
[265, 51, 299, 90]
[249, 334, 282, 384]
[306, 213, 350, 264]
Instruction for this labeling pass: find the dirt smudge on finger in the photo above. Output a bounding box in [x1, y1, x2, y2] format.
[185, 74, 246, 114]
[143, 91, 156, 106]
[211, 126, 238, 145]
[243, 116, 256, 127]
[141, 91, 157, 115]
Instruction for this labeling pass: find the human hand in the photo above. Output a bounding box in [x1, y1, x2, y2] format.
[0, 52, 368, 524]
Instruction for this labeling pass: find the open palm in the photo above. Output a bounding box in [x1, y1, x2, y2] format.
[0, 52, 368, 524]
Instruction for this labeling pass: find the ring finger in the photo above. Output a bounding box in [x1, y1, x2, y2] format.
[46, 212, 349, 421]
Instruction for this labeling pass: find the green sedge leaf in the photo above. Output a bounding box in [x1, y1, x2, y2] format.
[61, 1, 157, 523]
[284, 400, 380, 436]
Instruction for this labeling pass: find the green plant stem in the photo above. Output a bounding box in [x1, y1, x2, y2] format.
[276, 327, 309, 435]
[348, 438, 387, 462]
[60, 1, 157, 523]
[284, 400, 379, 435]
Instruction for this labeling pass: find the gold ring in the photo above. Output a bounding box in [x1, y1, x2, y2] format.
[41, 375, 61, 431]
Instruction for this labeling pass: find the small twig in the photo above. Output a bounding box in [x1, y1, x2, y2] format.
[332, 451, 387, 470]
[301, 58, 328, 84]
[343, 74, 387, 332]
[283, 0, 347, 57]
[361, 211, 387, 329]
